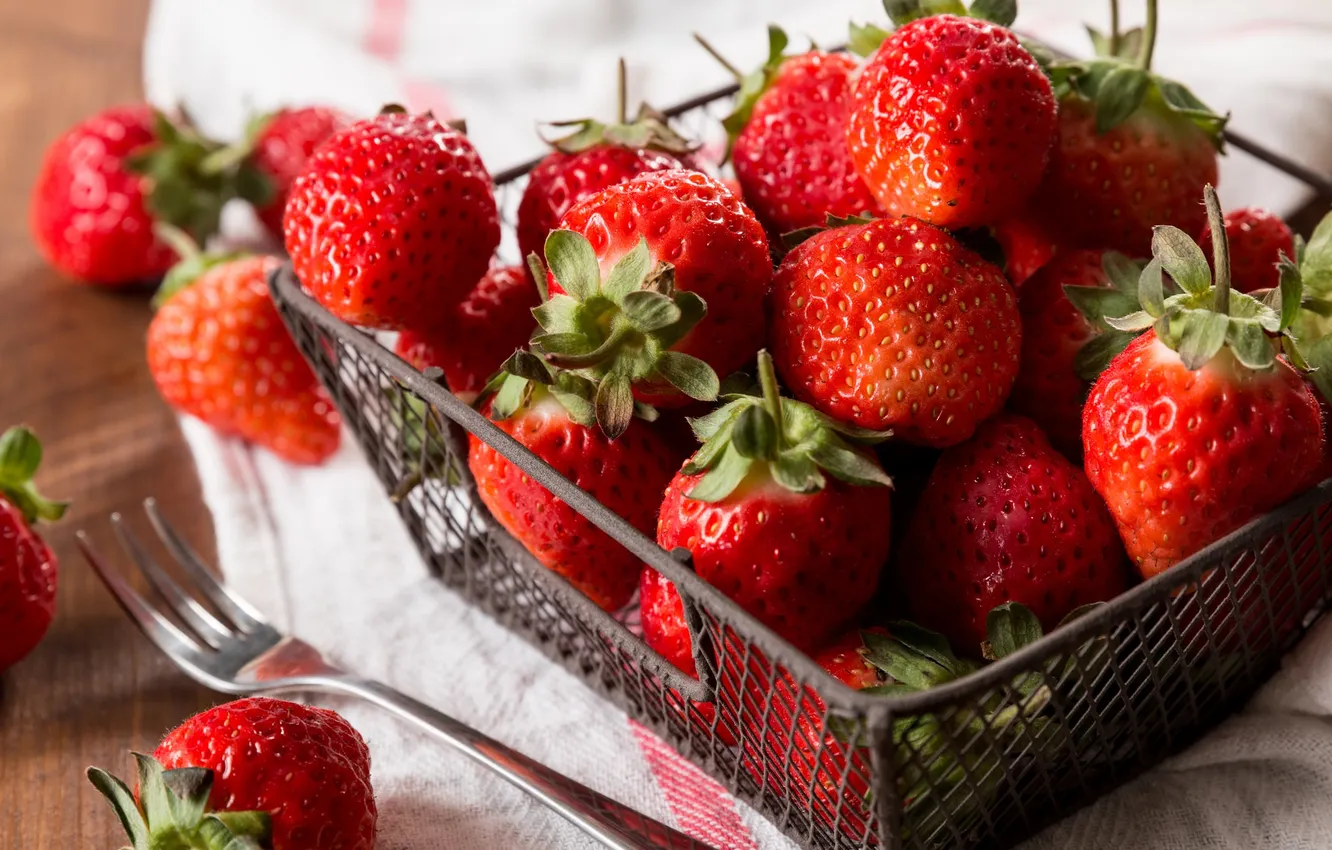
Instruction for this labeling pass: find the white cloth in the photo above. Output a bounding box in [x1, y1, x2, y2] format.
[149, 2, 1332, 847]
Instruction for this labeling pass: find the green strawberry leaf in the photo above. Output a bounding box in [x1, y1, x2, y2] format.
[489, 373, 532, 422]
[969, 0, 1016, 27]
[603, 239, 653, 301]
[883, 0, 966, 27]
[656, 352, 720, 401]
[0, 426, 67, 524]
[160, 767, 212, 828]
[1300, 211, 1332, 294]
[848, 21, 893, 57]
[1074, 330, 1135, 381]
[87, 767, 150, 848]
[545, 230, 601, 301]
[595, 369, 635, 440]
[687, 445, 754, 502]
[1063, 285, 1141, 329]
[771, 453, 824, 493]
[1152, 226, 1212, 297]
[1093, 66, 1150, 132]
[807, 441, 895, 488]
[1225, 319, 1275, 370]
[1104, 310, 1156, 333]
[985, 602, 1044, 660]
[731, 405, 777, 460]
[882, 621, 964, 676]
[1302, 335, 1332, 403]
[1173, 309, 1230, 370]
[621, 290, 682, 332]
[1270, 258, 1304, 331]
[1138, 257, 1167, 317]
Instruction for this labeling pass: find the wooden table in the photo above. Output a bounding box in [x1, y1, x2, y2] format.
[0, 0, 219, 843]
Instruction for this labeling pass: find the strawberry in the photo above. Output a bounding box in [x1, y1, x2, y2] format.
[992, 211, 1062, 287]
[530, 169, 771, 437]
[769, 215, 1022, 448]
[639, 565, 697, 676]
[0, 427, 66, 673]
[283, 108, 500, 330]
[248, 106, 351, 238]
[89, 697, 375, 850]
[897, 413, 1127, 650]
[644, 351, 893, 657]
[1083, 186, 1325, 579]
[844, 4, 1056, 229]
[1197, 207, 1294, 294]
[29, 105, 261, 286]
[147, 247, 341, 465]
[1033, 1, 1224, 255]
[394, 264, 540, 403]
[697, 27, 882, 235]
[1009, 249, 1145, 458]
[470, 352, 678, 611]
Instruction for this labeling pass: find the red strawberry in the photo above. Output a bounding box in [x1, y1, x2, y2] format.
[1197, 207, 1294, 294]
[283, 109, 500, 330]
[394, 264, 540, 403]
[992, 212, 1062, 287]
[249, 106, 351, 238]
[1083, 187, 1325, 579]
[769, 215, 1022, 448]
[645, 351, 893, 656]
[897, 413, 1127, 650]
[845, 8, 1056, 229]
[1009, 249, 1145, 458]
[699, 27, 882, 235]
[0, 427, 66, 673]
[640, 566, 696, 676]
[531, 169, 771, 436]
[147, 252, 341, 465]
[470, 354, 678, 611]
[90, 697, 376, 850]
[1032, 7, 1224, 255]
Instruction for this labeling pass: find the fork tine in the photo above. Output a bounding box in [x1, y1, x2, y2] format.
[110, 513, 232, 650]
[77, 530, 208, 662]
[143, 497, 269, 633]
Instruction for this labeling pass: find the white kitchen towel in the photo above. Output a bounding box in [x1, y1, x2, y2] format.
[150, 1, 1332, 848]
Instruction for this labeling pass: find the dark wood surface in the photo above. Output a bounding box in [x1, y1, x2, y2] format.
[0, 0, 218, 844]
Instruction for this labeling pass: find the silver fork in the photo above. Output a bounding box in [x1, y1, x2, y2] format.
[79, 498, 713, 850]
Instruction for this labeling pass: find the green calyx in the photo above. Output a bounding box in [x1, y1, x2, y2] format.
[541, 59, 696, 157]
[1270, 211, 1332, 400]
[126, 108, 274, 247]
[1048, 0, 1226, 145]
[1061, 251, 1148, 380]
[527, 231, 719, 440]
[0, 427, 67, 524]
[680, 350, 892, 502]
[88, 753, 272, 850]
[696, 26, 794, 146]
[1102, 185, 1300, 372]
[851, 0, 1018, 56]
[152, 223, 246, 308]
[479, 349, 660, 434]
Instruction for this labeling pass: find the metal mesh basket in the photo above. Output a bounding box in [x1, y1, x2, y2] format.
[269, 80, 1332, 850]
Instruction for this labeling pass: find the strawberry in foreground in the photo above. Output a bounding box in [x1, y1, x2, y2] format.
[0, 427, 66, 674]
[147, 240, 341, 464]
[1197, 207, 1294, 294]
[516, 63, 698, 271]
[845, 2, 1056, 229]
[532, 169, 771, 436]
[248, 106, 352, 239]
[1034, 0, 1224, 255]
[471, 351, 678, 611]
[1009, 249, 1145, 458]
[30, 105, 262, 286]
[642, 350, 893, 660]
[697, 26, 881, 235]
[769, 214, 1022, 448]
[1083, 186, 1324, 579]
[284, 108, 500, 330]
[394, 264, 540, 404]
[89, 697, 376, 850]
[898, 413, 1127, 650]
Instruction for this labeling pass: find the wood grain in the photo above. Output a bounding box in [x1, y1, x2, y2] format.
[0, 0, 217, 844]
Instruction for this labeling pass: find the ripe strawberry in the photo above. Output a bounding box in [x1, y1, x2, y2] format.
[698, 27, 881, 235]
[897, 413, 1127, 650]
[470, 353, 677, 611]
[1032, 3, 1224, 255]
[1009, 249, 1145, 458]
[1197, 207, 1294, 294]
[992, 211, 1062, 287]
[148, 251, 341, 464]
[640, 565, 696, 676]
[644, 351, 893, 656]
[249, 106, 351, 238]
[0, 427, 66, 673]
[284, 108, 500, 330]
[394, 264, 540, 403]
[90, 697, 375, 850]
[769, 215, 1022, 448]
[1083, 187, 1325, 579]
[845, 6, 1056, 229]
[531, 169, 771, 436]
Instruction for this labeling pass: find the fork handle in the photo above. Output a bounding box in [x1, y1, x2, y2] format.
[325, 677, 714, 850]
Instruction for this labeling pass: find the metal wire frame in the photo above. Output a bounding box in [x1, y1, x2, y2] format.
[270, 81, 1332, 850]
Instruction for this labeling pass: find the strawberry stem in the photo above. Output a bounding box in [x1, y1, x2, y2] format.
[1137, 0, 1157, 71]
[617, 58, 628, 125]
[1108, 0, 1121, 55]
[1205, 185, 1231, 315]
[693, 33, 743, 80]
[153, 222, 201, 262]
[756, 349, 785, 438]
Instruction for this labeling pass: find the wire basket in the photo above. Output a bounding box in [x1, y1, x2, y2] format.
[269, 80, 1332, 850]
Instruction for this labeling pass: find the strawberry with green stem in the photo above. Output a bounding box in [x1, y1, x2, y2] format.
[1083, 186, 1324, 579]
[0, 427, 66, 674]
[1035, 0, 1226, 255]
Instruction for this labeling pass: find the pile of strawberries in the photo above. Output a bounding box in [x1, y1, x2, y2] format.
[20, 0, 1332, 843]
